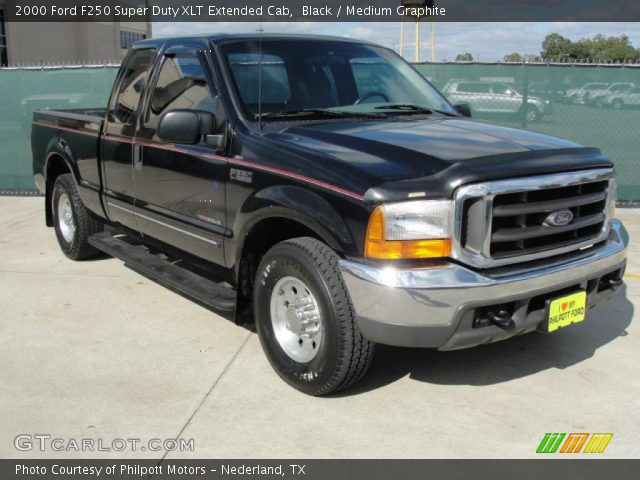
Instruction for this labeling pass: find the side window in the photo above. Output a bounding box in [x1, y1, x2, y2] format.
[148, 53, 215, 125]
[457, 83, 489, 94]
[491, 84, 512, 95]
[110, 49, 155, 125]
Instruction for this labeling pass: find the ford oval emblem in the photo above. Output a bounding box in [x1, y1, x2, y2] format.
[545, 209, 574, 227]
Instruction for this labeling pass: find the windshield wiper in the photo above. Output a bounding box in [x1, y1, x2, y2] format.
[255, 108, 385, 120]
[373, 104, 457, 116]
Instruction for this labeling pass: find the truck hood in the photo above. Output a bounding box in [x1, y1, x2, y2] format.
[267, 117, 612, 202]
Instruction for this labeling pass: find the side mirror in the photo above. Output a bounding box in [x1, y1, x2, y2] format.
[157, 110, 216, 145]
[454, 103, 472, 117]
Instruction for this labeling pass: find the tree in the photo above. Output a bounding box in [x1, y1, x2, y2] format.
[541, 33, 572, 61]
[541, 32, 640, 62]
[580, 34, 640, 62]
[503, 52, 523, 63]
[524, 54, 542, 63]
[455, 52, 473, 62]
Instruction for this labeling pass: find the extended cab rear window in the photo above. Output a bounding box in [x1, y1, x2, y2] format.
[110, 48, 155, 125]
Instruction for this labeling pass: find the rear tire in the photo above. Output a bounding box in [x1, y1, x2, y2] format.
[612, 99, 623, 110]
[52, 173, 103, 260]
[524, 105, 539, 123]
[254, 237, 374, 396]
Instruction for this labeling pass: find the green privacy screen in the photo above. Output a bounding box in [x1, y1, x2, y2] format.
[0, 66, 118, 191]
[1, 63, 639, 199]
[415, 62, 640, 201]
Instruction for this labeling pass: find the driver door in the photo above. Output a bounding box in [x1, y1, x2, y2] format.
[132, 47, 229, 265]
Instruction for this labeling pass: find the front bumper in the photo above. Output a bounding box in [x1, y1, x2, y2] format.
[339, 220, 628, 350]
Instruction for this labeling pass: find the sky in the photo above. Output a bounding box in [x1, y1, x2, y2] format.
[152, 22, 640, 62]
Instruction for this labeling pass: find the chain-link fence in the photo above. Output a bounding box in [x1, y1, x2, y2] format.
[0, 64, 118, 192]
[1, 62, 640, 199]
[414, 62, 640, 200]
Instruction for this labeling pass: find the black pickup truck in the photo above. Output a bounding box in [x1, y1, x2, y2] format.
[32, 34, 628, 395]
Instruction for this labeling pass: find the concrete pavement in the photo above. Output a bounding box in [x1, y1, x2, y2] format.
[1, 197, 639, 459]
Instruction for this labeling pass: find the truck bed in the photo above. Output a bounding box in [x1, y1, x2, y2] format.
[31, 108, 106, 202]
[34, 108, 106, 125]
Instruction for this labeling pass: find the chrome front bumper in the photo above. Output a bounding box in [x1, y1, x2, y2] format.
[339, 220, 628, 350]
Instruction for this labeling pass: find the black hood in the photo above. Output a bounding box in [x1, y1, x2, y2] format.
[264, 117, 612, 202]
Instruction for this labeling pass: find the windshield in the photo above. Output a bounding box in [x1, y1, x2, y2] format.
[220, 39, 456, 120]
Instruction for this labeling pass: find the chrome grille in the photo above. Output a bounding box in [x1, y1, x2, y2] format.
[452, 169, 614, 269]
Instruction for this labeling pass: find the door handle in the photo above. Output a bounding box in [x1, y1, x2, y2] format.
[133, 144, 143, 171]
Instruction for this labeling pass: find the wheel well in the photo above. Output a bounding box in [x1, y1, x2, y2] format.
[237, 217, 323, 303]
[44, 155, 71, 226]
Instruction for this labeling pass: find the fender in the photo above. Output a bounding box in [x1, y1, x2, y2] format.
[43, 139, 105, 225]
[43, 138, 80, 185]
[43, 140, 80, 227]
[231, 185, 358, 267]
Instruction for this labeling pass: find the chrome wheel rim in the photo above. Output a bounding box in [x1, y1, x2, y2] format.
[270, 276, 322, 363]
[57, 193, 76, 243]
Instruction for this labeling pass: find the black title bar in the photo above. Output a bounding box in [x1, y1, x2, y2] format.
[3, 0, 640, 22]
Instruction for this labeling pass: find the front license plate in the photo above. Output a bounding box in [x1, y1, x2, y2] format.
[545, 291, 587, 332]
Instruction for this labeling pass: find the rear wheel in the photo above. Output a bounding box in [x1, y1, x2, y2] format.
[52, 173, 103, 260]
[254, 237, 374, 395]
[612, 99, 623, 110]
[524, 105, 539, 123]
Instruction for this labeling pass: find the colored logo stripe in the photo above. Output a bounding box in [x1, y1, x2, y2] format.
[560, 433, 589, 453]
[537, 433, 613, 454]
[583, 433, 613, 454]
[537, 433, 565, 453]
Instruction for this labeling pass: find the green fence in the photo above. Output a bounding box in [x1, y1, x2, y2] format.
[415, 62, 640, 200]
[1, 62, 640, 199]
[0, 66, 118, 191]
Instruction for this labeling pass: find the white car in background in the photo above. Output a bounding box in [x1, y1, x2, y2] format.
[601, 85, 640, 109]
[442, 81, 551, 122]
[590, 83, 636, 107]
[564, 82, 609, 104]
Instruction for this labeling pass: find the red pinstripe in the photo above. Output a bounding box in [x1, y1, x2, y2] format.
[33, 120, 364, 201]
[32, 120, 100, 137]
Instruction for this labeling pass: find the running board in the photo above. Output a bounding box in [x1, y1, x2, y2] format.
[89, 232, 236, 312]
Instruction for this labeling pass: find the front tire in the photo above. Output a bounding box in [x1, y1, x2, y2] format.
[254, 237, 374, 395]
[52, 173, 103, 260]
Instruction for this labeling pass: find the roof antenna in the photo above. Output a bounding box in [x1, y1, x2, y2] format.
[258, 22, 264, 135]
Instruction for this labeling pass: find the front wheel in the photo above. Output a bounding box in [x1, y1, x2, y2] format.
[254, 237, 374, 395]
[52, 173, 103, 260]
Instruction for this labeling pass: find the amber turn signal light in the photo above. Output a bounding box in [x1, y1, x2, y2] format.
[364, 206, 452, 259]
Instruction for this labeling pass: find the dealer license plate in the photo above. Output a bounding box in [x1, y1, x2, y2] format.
[545, 291, 587, 332]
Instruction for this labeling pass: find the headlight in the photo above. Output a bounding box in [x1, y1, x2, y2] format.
[365, 200, 453, 259]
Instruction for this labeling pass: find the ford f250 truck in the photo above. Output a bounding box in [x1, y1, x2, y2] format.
[32, 35, 628, 395]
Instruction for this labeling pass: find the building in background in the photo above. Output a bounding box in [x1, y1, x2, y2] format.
[0, 7, 7, 66]
[0, 2, 150, 66]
